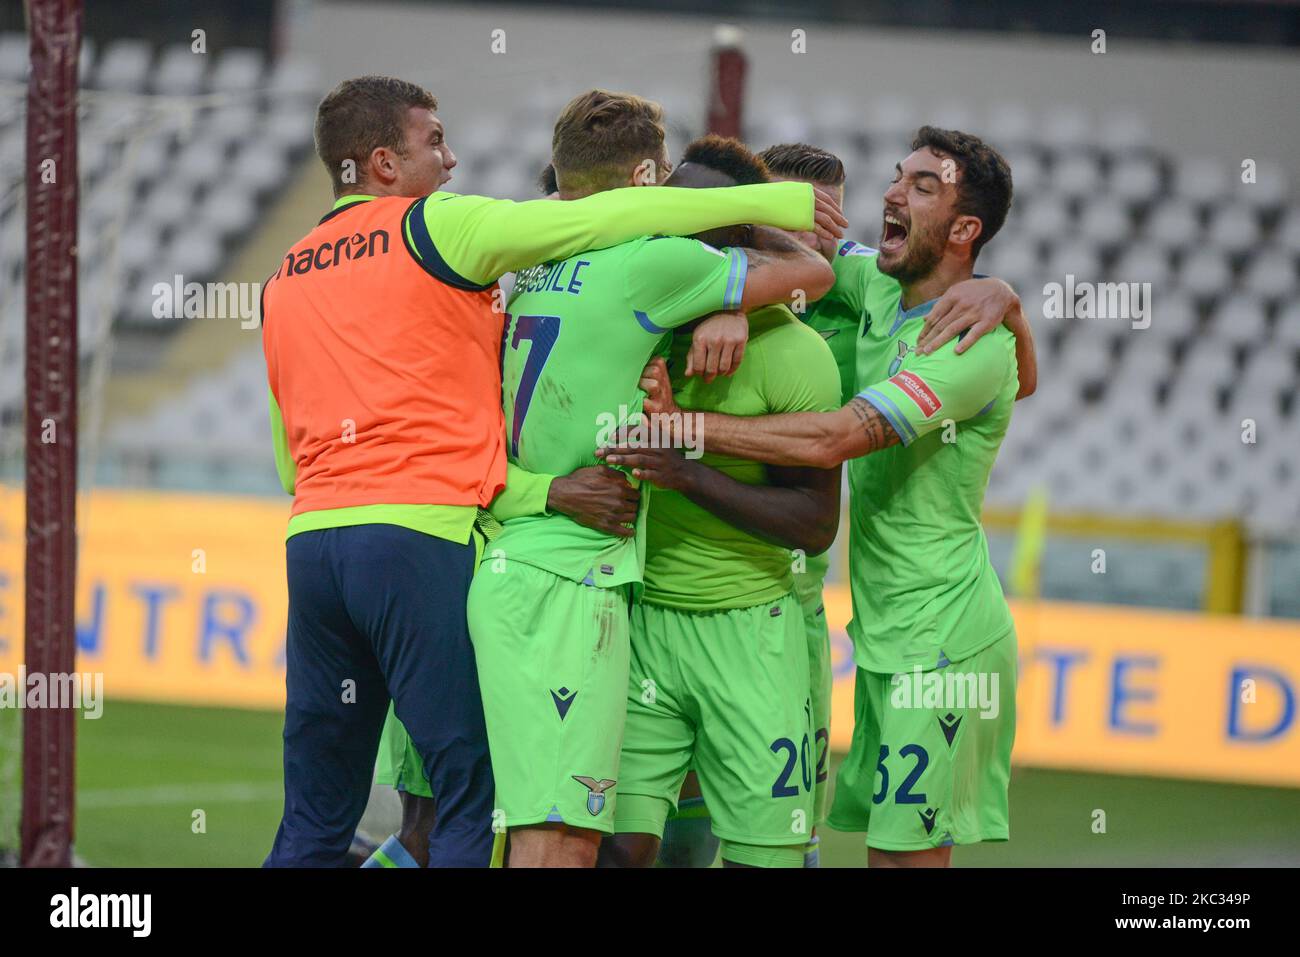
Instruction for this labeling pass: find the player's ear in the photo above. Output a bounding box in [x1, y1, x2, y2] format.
[950, 214, 982, 251]
[368, 145, 400, 187]
[631, 157, 658, 187]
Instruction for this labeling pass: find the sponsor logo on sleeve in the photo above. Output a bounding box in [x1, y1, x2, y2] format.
[890, 370, 942, 417]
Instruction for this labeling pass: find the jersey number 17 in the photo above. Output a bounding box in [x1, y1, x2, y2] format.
[504, 313, 562, 457]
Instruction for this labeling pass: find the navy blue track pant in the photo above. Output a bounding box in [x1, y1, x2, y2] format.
[265, 524, 494, 867]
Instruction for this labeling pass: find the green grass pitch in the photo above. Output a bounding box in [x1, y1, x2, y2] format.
[51, 700, 1300, 867]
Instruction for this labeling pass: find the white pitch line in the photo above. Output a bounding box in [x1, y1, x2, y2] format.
[79, 781, 282, 809]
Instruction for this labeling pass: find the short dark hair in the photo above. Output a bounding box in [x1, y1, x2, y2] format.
[315, 76, 438, 197]
[551, 89, 666, 194]
[758, 142, 845, 187]
[536, 163, 558, 195]
[680, 135, 770, 185]
[910, 126, 1013, 258]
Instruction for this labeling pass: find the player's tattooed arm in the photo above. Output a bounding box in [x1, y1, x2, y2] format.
[915, 277, 1037, 400]
[685, 399, 901, 470]
[845, 397, 902, 459]
[607, 357, 900, 469]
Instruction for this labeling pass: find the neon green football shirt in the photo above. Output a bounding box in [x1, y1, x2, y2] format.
[830, 246, 1020, 673]
[644, 304, 842, 611]
[495, 235, 749, 588]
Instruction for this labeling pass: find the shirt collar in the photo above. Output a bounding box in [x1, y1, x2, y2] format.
[890, 297, 939, 335]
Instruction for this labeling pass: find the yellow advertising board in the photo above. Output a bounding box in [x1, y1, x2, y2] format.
[825, 592, 1300, 788]
[0, 487, 291, 710]
[1, 488, 1297, 787]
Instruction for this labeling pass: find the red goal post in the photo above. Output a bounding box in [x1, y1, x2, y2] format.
[20, 0, 83, 869]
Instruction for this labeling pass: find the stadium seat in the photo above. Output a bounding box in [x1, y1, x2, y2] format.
[152, 44, 207, 95]
[986, 101, 1035, 150]
[210, 47, 265, 93]
[1109, 155, 1163, 206]
[228, 142, 293, 193]
[267, 56, 323, 98]
[1241, 248, 1298, 299]
[1237, 347, 1297, 394]
[1273, 302, 1300, 349]
[1112, 246, 1173, 288]
[1040, 107, 1092, 153]
[1205, 203, 1262, 256]
[1053, 154, 1104, 201]
[95, 39, 153, 92]
[1177, 248, 1234, 299]
[173, 134, 230, 187]
[1230, 158, 1291, 212]
[1076, 196, 1130, 246]
[1146, 290, 1199, 342]
[1210, 295, 1271, 348]
[261, 104, 315, 150]
[1058, 335, 1113, 384]
[1180, 340, 1238, 391]
[0, 32, 26, 82]
[1144, 199, 1202, 252]
[1021, 196, 1072, 242]
[1096, 108, 1151, 154]
[1173, 155, 1230, 206]
[198, 190, 258, 239]
[864, 96, 914, 140]
[1045, 238, 1103, 283]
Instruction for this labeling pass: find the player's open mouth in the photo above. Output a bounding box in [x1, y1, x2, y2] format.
[881, 212, 908, 252]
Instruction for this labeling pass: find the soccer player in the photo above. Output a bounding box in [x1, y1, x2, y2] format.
[590, 137, 846, 869]
[470, 96, 836, 868]
[610, 127, 1023, 867]
[362, 159, 594, 869]
[261, 75, 841, 868]
[761, 142, 1034, 867]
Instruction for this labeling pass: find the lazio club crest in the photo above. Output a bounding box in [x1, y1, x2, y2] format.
[889, 340, 913, 376]
[572, 775, 617, 816]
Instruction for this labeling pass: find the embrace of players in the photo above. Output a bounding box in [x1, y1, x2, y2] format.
[263, 74, 1036, 869]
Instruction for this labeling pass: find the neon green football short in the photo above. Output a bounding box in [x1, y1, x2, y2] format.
[827, 629, 1017, 851]
[375, 701, 433, 798]
[615, 593, 814, 867]
[468, 559, 631, 834]
[800, 595, 834, 827]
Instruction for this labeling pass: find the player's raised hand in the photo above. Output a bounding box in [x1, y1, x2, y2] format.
[917, 277, 1020, 355]
[687, 310, 747, 382]
[812, 185, 849, 244]
[546, 465, 640, 537]
[638, 356, 681, 418]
